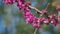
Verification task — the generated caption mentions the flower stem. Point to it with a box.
[58,11,60,23]
[34,28,38,34]
[58,11,60,15]
[45,3,50,10]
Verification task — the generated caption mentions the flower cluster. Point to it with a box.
[4,0,16,4]
[4,0,58,28]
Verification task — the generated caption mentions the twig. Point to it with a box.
[34,28,38,34]
[45,3,50,10]
[28,5,42,13]
[58,11,60,23]
[58,11,60,15]
[28,3,50,14]
[28,3,50,17]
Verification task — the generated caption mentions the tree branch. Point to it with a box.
[28,3,50,34]
[28,5,42,13]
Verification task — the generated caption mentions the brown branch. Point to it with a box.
[28,3,50,17]
[28,3,50,14]
[28,5,42,13]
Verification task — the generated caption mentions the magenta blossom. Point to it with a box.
[43,19,50,24]
[4,0,14,4]
[51,19,57,26]
[32,22,40,28]
[48,14,57,19]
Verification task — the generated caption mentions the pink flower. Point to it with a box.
[4,0,9,4]
[13,0,16,3]
[23,8,34,24]
[56,4,60,11]
[58,15,60,22]
[8,0,13,4]
[24,7,30,11]
[43,19,50,24]
[39,18,45,22]
[51,19,57,26]
[23,11,33,18]
[4,0,15,4]
[32,23,40,28]
[26,18,33,24]
[48,14,57,19]
[33,17,38,23]
[17,0,25,4]
[25,1,31,5]
[41,10,47,14]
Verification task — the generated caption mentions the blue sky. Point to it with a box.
[0,0,4,6]
[0,15,5,32]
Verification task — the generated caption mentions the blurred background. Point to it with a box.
[0,0,60,34]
